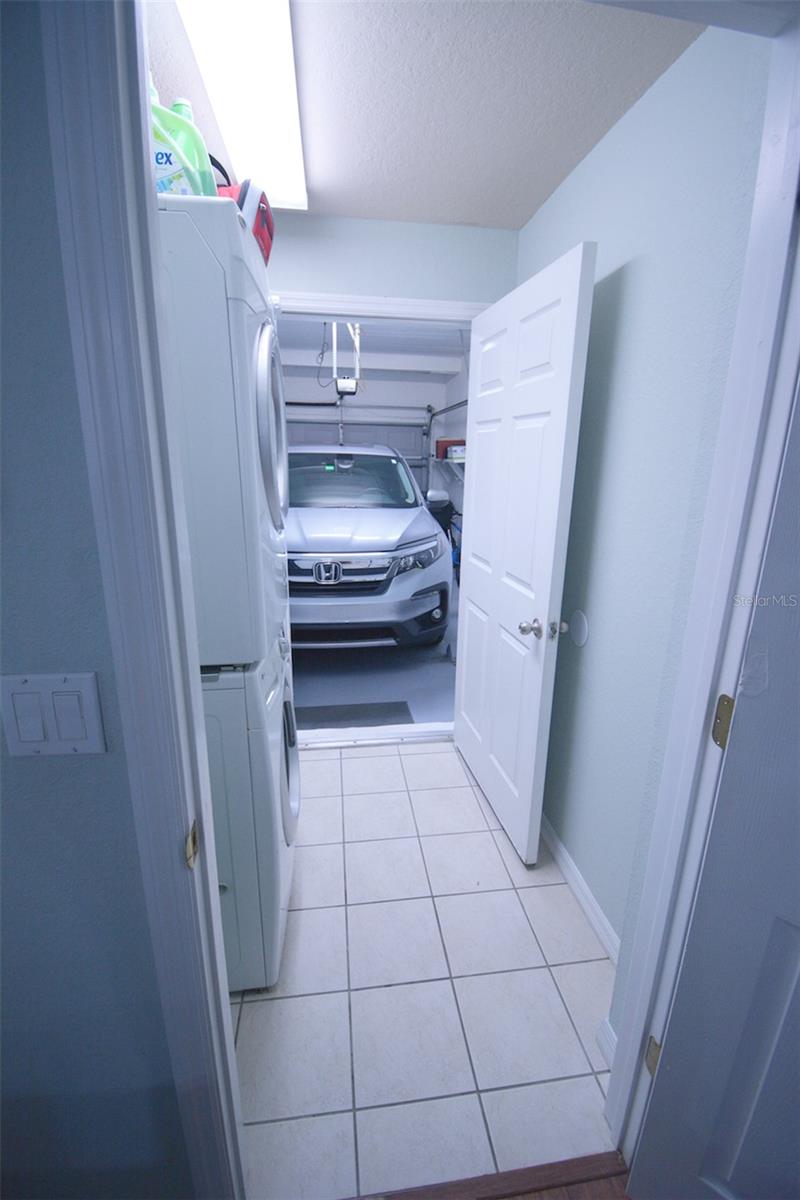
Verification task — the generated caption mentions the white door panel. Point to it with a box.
[455,243,596,863]
[629,400,800,1200]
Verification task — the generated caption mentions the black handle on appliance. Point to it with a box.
[283,700,298,749]
[209,154,231,187]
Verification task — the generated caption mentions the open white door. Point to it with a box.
[454,242,596,863]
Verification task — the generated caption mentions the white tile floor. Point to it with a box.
[232,740,614,1200]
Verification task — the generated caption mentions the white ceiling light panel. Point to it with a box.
[176,0,307,209]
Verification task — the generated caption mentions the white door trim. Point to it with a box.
[608,17,800,1161]
[274,290,485,324]
[40,3,243,1194]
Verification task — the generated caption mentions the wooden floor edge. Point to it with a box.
[356,1150,628,1200]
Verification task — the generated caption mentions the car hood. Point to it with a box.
[286,506,440,554]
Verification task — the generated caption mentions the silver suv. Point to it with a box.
[286,445,453,649]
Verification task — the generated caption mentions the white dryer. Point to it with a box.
[158,194,289,667]
[158,195,297,990]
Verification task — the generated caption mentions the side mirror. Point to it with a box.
[426,488,450,511]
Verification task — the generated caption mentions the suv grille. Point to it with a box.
[291,625,397,645]
[289,580,384,597]
[288,553,395,598]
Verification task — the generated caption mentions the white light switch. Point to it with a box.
[53,692,87,741]
[12,691,45,742]
[2,673,106,756]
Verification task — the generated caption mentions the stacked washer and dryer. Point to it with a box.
[158,194,299,992]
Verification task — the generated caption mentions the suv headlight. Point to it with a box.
[395,535,446,574]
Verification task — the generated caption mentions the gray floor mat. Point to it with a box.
[295,701,414,730]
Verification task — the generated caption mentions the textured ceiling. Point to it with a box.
[290,0,701,228]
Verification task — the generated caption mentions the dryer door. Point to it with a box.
[256,322,288,531]
[281,683,300,845]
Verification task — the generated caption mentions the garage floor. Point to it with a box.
[231,740,614,1199]
[291,589,459,727]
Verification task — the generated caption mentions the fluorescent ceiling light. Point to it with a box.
[176,0,307,210]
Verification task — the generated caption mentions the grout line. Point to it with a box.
[240,1068,601,1130]
[495,821,612,1087]
[397,752,499,1176]
[339,753,361,1198]
[456,787,608,1089]
[301,768,477,803]
[242,1106,355,1129]
[511,877,597,1079]
[238,956,612,1005]
[287,879,594,914]
[299,825,539,849]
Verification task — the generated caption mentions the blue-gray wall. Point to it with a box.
[514,28,770,974]
[270,211,518,302]
[0,4,192,1195]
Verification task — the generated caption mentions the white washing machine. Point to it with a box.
[202,658,298,991]
[158,195,298,990]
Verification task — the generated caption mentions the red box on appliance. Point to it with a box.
[217,179,274,267]
[436,438,466,460]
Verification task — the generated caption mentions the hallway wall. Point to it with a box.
[0,5,192,1195]
[514,27,771,1019]
[269,211,517,303]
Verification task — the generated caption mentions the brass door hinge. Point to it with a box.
[712,693,735,749]
[645,1035,662,1076]
[185,819,199,869]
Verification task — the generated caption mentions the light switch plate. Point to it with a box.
[1,673,106,756]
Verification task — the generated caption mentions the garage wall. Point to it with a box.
[0,5,192,1195]
[284,375,447,416]
[284,375,449,489]
[269,212,517,303]
[514,25,771,1020]
[429,364,469,512]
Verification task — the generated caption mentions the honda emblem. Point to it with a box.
[313,561,342,584]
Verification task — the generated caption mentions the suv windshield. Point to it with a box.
[288,452,419,509]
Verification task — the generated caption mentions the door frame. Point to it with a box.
[276,290,484,324]
[604,11,800,1161]
[279,290,476,742]
[41,0,800,1188]
[39,3,245,1195]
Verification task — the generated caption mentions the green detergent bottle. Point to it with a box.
[150,82,216,197]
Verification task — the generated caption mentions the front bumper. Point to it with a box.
[290,566,451,650]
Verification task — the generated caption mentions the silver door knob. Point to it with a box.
[519,618,543,638]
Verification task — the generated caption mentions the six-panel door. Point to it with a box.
[455,243,596,863]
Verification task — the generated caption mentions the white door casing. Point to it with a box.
[455,242,596,862]
[628,384,800,1200]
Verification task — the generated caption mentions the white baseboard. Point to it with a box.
[540,815,620,964]
[596,1017,617,1069]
